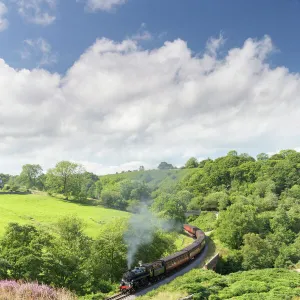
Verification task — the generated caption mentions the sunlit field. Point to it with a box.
[0,194,130,237]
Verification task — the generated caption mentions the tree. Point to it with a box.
[256,153,269,161]
[87,219,127,285]
[43,216,92,295]
[0,174,10,187]
[157,162,174,170]
[216,202,258,249]
[101,189,125,209]
[279,149,297,158]
[227,150,238,157]
[0,223,51,280]
[202,191,229,211]
[198,158,212,168]
[241,233,275,269]
[185,157,199,168]
[19,164,43,189]
[46,161,85,200]
[139,166,145,171]
[152,192,186,223]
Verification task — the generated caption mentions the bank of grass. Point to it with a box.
[0,194,130,237]
[138,268,300,300]
[0,194,193,252]
[175,234,194,250]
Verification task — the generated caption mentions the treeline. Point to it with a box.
[1,149,300,274]
[176,149,300,273]
[0,216,178,297]
[0,162,101,202]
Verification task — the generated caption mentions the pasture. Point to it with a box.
[0,193,130,237]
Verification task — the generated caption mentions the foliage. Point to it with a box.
[19,164,43,190]
[46,161,86,201]
[138,268,300,300]
[2,148,300,296]
[185,157,199,168]
[215,202,258,249]
[157,162,175,170]
[0,280,77,300]
[189,212,217,232]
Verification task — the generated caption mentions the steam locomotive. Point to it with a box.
[119,224,205,294]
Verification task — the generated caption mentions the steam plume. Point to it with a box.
[123,203,181,269]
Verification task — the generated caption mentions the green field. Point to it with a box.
[0,193,130,237]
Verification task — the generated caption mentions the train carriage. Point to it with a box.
[119,224,206,294]
[161,250,190,273]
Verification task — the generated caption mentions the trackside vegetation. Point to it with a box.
[138,268,300,300]
[0,149,300,298]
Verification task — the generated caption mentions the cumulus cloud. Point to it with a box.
[21,38,57,66]
[12,0,56,25]
[84,0,127,12]
[0,2,8,31]
[1,35,300,174]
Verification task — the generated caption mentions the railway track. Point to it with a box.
[106,225,206,300]
[106,293,133,300]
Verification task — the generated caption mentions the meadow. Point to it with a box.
[0,193,130,237]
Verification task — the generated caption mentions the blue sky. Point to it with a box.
[1,0,300,174]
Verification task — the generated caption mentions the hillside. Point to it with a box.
[1,149,300,298]
[138,268,300,300]
[0,193,130,237]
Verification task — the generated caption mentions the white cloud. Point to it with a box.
[21,38,57,66]
[12,0,56,25]
[131,23,153,41]
[84,0,127,12]
[1,35,300,175]
[0,2,8,31]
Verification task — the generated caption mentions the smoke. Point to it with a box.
[123,203,181,269]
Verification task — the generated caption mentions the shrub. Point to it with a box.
[0,280,77,300]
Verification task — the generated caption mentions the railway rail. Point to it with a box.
[106,293,132,300]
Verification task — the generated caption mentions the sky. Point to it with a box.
[1,0,300,175]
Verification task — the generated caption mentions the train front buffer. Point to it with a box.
[119,280,133,293]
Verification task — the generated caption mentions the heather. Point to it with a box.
[0,280,76,300]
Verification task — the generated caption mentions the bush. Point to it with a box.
[0,280,76,300]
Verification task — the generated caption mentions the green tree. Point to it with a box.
[256,153,269,161]
[19,164,43,189]
[202,191,229,211]
[152,192,186,223]
[227,150,238,157]
[0,223,51,281]
[157,162,174,170]
[185,157,199,168]
[87,219,127,285]
[42,216,92,295]
[46,161,85,200]
[101,189,125,209]
[241,233,275,269]
[216,202,258,249]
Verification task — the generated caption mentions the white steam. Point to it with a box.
[123,203,181,269]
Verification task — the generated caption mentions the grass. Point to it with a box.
[0,194,193,251]
[0,194,130,237]
[174,233,194,250]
